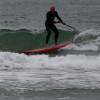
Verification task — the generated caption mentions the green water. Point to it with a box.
[0,29,77,52]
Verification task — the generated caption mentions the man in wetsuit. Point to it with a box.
[45,6,66,46]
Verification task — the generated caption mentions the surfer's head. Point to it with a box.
[50,6,55,12]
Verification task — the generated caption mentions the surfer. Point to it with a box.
[45,6,66,46]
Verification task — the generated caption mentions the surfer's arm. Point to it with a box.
[56,12,66,25]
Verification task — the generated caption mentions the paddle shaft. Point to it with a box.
[56,21,78,32]
[65,24,76,31]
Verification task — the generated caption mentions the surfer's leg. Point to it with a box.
[45,26,51,45]
[51,25,59,45]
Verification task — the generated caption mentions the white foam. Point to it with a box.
[74,29,99,40]
[67,29,100,51]
[64,43,99,51]
[0,52,100,90]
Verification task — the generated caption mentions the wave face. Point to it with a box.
[0,29,76,51]
[1,29,100,52]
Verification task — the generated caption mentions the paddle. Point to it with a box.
[56,21,79,33]
[57,21,79,33]
[64,23,78,33]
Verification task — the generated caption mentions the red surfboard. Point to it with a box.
[21,41,70,55]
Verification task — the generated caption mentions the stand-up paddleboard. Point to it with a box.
[20,41,71,55]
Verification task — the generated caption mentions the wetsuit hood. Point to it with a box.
[50,6,55,12]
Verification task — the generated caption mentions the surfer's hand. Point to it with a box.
[53,21,60,24]
[62,22,66,25]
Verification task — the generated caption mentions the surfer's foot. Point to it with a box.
[55,43,58,45]
[44,43,48,47]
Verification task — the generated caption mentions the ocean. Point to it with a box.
[0,0,100,100]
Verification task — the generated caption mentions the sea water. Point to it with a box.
[0,0,100,100]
